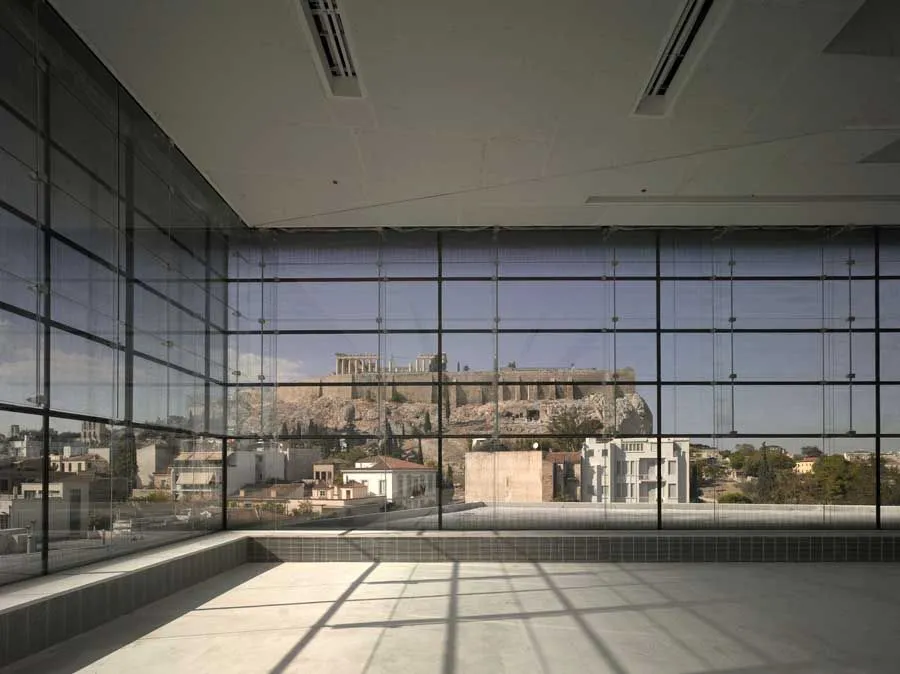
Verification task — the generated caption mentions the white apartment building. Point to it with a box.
[582,437,690,504]
[340,457,437,507]
[172,444,287,498]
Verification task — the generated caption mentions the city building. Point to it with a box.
[171,445,286,499]
[172,451,248,499]
[50,454,109,474]
[312,462,343,485]
[90,443,179,489]
[283,446,322,481]
[80,421,108,447]
[581,438,691,504]
[794,457,818,475]
[464,450,583,503]
[341,457,436,507]
[9,437,42,460]
[13,476,93,534]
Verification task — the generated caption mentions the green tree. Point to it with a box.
[689,463,702,502]
[847,457,877,505]
[814,455,855,502]
[801,446,823,458]
[754,447,776,502]
[423,410,432,434]
[729,452,747,472]
[546,408,604,452]
[772,471,817,504]
[381,420,400,457]
[280,421,290,437]
[110,430,137,489]
[719,492,753,504]
[416,443,424,465]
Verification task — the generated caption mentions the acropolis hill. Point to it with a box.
[295,353,641,408]
[233,355,654,445]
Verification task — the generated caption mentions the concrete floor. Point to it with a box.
[8,562,900,674]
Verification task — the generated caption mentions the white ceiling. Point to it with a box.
[51,0,900,228]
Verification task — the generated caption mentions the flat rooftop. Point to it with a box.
[7,559,900,673]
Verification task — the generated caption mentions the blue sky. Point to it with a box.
[2,232,897,453]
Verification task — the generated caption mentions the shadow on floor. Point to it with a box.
[3,563,280,674]
[10,561,900,674]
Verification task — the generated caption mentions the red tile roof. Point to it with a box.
[346,456,432,471]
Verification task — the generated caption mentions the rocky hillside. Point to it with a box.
[235,389,649,438]
[230,388,652,479]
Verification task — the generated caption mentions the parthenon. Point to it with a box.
[335,353,444,375]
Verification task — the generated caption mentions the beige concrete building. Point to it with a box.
[465,450,583,504]
[794,457,818,474]
[464,451,545,503]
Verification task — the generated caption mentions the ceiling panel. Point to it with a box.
[52,0,900,229]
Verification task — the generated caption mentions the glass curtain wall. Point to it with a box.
[3,2,900,589]
[0,1,237,587]
[226,227,900,532]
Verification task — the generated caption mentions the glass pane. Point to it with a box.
[50,241,120,338]
[0,409,45,586]
[0,310,42,407]
[880,386,900,435]
[272,281,379,331]
[0,26,36,120]
[499,333,656,384]
[731,386,824,436]
[50,183,120,264]
[50,329,119,418]
[444,281,495,330]
[132,356,171,427]
[665,435,875,530]
[498,280,655,329]
[50,76,117,188]
[662,334,716,382]
[0,135,38,217]
[51,149,118,227]
[497,230,656,277]
[881,280,900,328]
[442,230,496,277]
[0,210,41,314]
[660,229,873,277]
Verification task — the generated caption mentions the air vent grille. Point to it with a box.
[645,0,714,97]
[635,0,716,115]
[299,0,362,97]
[309,0,356,78]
